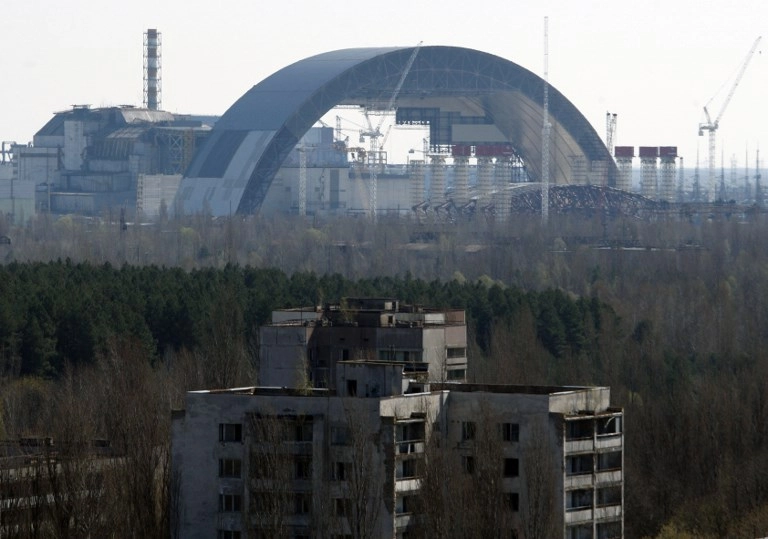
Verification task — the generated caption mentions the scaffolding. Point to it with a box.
[430,155,446,206]
[453,156,469,207]
[639,146,659,199]
[614,147,634,192]
[659,147,677,202]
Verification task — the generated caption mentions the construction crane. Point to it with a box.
[360,42,422,218]
[698,36,762,202]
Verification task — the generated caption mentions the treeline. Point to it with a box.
[0,261,604,380]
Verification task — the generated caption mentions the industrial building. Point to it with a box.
[0,29,216,223]
[7,32,767,221]
[171,299,624,538]
[3,105,214,220]
[259,298,468,386]
[175,45,618,218]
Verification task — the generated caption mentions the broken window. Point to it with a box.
[218,423,242,443]
[218,458,242,478]
[294,456,312,479]
[334,498,350,517]
[566,420,593,440]
[396,494,417,514]
[461,421,476,441]
[500,422,520,442]
[566,489,593,510]
[505,492,520,511]
[597,520,622,539]
[397,458,420,479]
[294,493,311,514]
[218,493,242,513]
[597,451,622,471]
[597,416,622,436]
[566,523,593,539]
[503,458,519,477]
[332,461,348,481]
[596,485,622,507]
[566,455,593,476]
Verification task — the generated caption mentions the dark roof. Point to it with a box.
[177,46,616,216]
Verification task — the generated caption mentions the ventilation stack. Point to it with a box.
[430,155,446,207]
[614,146,634,191]
[639,146,659,199]
[476,156,494,205]
[494,156,512,219]
[144,29,162,111]
[658,147,677,202]
[452,146,470,207]
[409,160,425,209]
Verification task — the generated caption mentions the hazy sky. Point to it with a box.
[2,0,766,170]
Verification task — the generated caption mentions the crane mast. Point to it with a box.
[698,36,762,202]
[362,42,422,219]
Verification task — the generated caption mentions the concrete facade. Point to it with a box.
[172,367,623,538]
[259,298,468,388]
[5,106,214,218]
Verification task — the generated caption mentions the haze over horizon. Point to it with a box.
[2,0,767,169]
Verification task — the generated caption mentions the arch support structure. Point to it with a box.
[176,46,616,216]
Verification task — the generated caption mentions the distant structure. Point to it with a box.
[639,146,659,199]
[10,106,213,217]
[174,46,617,216]
[0,27,216,222]
[658,147,678,202]
[143,29,161,111]
[171,298,625,538]
[614,147,634,192]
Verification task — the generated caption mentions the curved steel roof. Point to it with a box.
[177,46,616,215]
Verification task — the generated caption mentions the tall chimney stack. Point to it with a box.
[143,29,161,110]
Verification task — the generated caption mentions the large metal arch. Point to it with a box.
[177,46,616,215]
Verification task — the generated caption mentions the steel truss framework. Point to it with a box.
[181,46,616,215]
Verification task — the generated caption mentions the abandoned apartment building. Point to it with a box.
[171,298,624,539]
[258,298,469,387]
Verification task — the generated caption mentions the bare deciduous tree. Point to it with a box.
[519,419,557,539]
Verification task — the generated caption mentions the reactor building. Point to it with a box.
[3,43,645,222]
[174,45,618,218]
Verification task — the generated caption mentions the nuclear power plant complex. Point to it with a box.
[0,30,763,224]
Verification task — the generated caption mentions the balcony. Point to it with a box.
[565,508,593,524]
[396,441,424,455]
[596,434,623,451]
[395,478,421,493]
[596,470,622,484]
[565,473,594,489]
[395,513,414,529]
[565,438,594,454]
[595,504,622,520]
